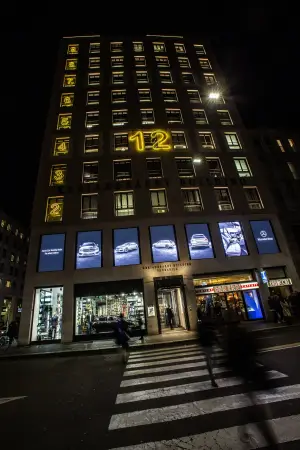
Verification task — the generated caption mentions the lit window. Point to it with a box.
[214,188,233,211]
[155,56,169,67]
[138,89,152,102]
[89,42,100,53]
[234,158,252,177]
[111,42,123,52]
[204,73,217,86]
[87,91,100,105]
[135,56,146,67]
[178,57,190,68]
[60,93,74,107]
[10,253,15,262]
[276,139,285,152]
[225,132,242,150]
[89,57,100,69]
[194,44,206,55]
[147,158,163,178]
[244,187,263,209]
[112,110,128,126]
[288,138,297,152]
[114,191,135,216]
[187,90,201,103]
[82,162,99,183]
[175,158,195,177]
[217,110,233,125]
[88,73,100,85]
[5,281,11,288]
[182,72,195,84]
[112,72,124,84]
[53,137,70,156]
[133,42,144,52]
[198,132,216,150]
[192,109,208,125]
[85,111,99,129]
[150,189,168,214]
[166,109,183,124]
[63,74,76,87]
[171,131,187,149]
[175,43,186,53]
[287,162,299,179]
[206,158,224,177]
[57,113,72,130]
[159,71,173,83]
[136,71,149,83]
[114,160,132,181]
[65,59,78,71]
[182,188,203,212]
[81,194,98,219]
[84,135,99,153]
[153,42,166,52]
[111,89,126,103]
[141,108,155,124]
[45,197,64,222]
[199,58,212,70]
[162,89,178,102]
[50,164,67,186]
[111,56,124,68]
[114,133,129,152]
[67,44,79,54]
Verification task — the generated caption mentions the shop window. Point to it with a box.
[38,234,65,272]
[76,231,102,269]
[81,194,98,219]
[45,197,64,222]
[31,287,64,342]
[60,93,74,107]
[53,137,70,156]
[114,191,134,216]
[50,164,67,186]
[63,74,76,87]
[218,221,248,256]
[149,225,178,263]
[82,162,98,183]
[150,189,168,214]
[185,223,214,259]
[114,159,132,181]
[113,228,141,266]
[65,59,78,71]
[84,135,99,153]
[67,44,79,54]
[88,73,100,85]
[75,290,145,337]
[57,114,72,130]
[114,133,129,152]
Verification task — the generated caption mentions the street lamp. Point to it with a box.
[209,92,220,99]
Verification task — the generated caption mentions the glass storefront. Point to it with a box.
[75,291,145,338]
[31,287,64,342]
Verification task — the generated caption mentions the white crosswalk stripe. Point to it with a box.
[107,343,295,449]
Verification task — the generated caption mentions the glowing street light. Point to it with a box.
[193,157,202,164]
[209,92,220,99]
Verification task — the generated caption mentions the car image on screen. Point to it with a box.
[152,239,178,262]
[114,228,141,266]
[190,234,210,248]
[78,242,100,257]
[152,240,176,249]
[115,242,138,253]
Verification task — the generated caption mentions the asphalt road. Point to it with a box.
[1,327,300,449]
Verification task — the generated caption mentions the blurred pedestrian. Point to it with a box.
[138,315,145,343]
[114,314,130,363]
[6,320,18,349]
[197,317,218,387]
[166,307,174,330]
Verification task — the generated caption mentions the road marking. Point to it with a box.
[126,354,215,369]
[130,344,200,357]
[116,371,286,404]
[0,396,27,406]
[108,413,300,449]
[129,348,223,362]
[260,342,300,353]
[124,358,226,376]
[109,383,300,430]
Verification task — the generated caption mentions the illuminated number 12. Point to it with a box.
[151,130,171,151]
[129,131,145,151]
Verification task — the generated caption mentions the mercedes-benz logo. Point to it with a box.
[260,230,267,238]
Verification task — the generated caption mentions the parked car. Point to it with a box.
[77,242,100,257]
[190,234,210,248]
[152,240,176,249]
[115,242,139,253]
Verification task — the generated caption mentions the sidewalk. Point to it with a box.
[0,321,297,360]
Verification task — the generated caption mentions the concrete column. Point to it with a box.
[61,281,74,343]
[143,278,159,335]
[184,276,197,331]
[18,286,34,345]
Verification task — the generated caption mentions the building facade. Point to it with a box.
[19,34,300,345]
[0,210,28,328]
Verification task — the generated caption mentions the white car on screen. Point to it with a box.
[115,242,138,253]
[190,234,210,248]
[78,242,100,257]
[152,240,176,249]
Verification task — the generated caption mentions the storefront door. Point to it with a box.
[226,291,247,321]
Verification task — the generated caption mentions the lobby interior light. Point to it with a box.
[209,92,220,99]
[193,157,202,164]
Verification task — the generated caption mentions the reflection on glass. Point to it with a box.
[76,231,102,269]
[218,221,248,257]
[150,225,178,263]
[31,287,64,342]
[38,234,65,272]
[185,224,214,260]
[114,228,140,266]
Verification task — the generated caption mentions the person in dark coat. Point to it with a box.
[115,314,130,363]
[166,307,174,330]
[197,317,218,387]
[7,321,18,347]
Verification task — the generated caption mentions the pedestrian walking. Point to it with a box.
[138,316,145,343]
[6,320,18,350]
[166,307,174,330]
[114,314,130,364]
[197,317,218,387]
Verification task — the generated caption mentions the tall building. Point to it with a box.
[0,210,28,328]
[19,34,300,345]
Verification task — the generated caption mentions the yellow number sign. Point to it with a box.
[60,93,74,107]
[57,114,72,130]
[51,167,66,185]
[63,75,76,87]
[67,44,79,54]
[54,138,70,155]
[129,129,172,152]
[46,198,64,222]
[65,59,78,70]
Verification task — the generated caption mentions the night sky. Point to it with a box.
[2,9,299,226]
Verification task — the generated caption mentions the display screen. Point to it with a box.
[185,224,214,260]
[114,228,141,266]
[243,290,264,320]
[38,234,65,272]
[76,231,102,269]
[150,225,179,263]
[250,220,279,254]
[218,221,248,257]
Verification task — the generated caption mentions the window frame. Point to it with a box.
[82,161,99,184]
[162,89,178,102]
[113,159,132,181]
[194,44,206,55]
[198,58,212,69]
[88,73,100,86]
[217,110,233,126]
[133,41,144,52]
[206,157,224,177]
[112,109,128,126]
[111,42,123,52]
[244,186,264,209]
[45,196,64,222]
[153,42,166,53]
[187,90,201,103]
[85,111,99,129]
[111,89,127,104]
[175,157,195,178]
[141,108,155,125]
[192,109,209,125]
[150,189,168,214]
[138,88,152,102]
[86,90,100,105]
[49,164,67,186]
[146,158,163,179]
[181,188,203,212]
[84,135,99,154]
[178,57,191,68]
[89,57,100,69]
[114,191,135,217]
[89,42,100,54]
[171,131,187,149]
[136,71,149,84]
[182,72,195,84]
[214,187,234,211]
[159,71,173,83]
[155,56,170,67]
[81,193,98,220]
[175,43,186,53]
[166,108,183,124]
[114,133,129,152]
[134,55,146,67]
[224,132,242,151]
[233,157,252,177]
[111,71,125,84]
[111,56,124,68]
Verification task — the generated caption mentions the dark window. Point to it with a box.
[84,135,99,153]
[182,72,195,84]
[206,158,224,177]
[147,158,163,178]
[114,133,129,151]
[175,158,195,177]
[82,162,99,183]
[114,160,132,180]
[81,194,98,219]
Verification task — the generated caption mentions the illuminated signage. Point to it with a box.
[185,224,214,260]
[114,227,141,266]
[46,197,64,222]
[268,278,292,287]
[76,231,102,269]
[218,221,248,257]
[129,129,172,152]
[50,165,66,186]
[65,59,78,70]
[67,44,79,54]
[57,114,72,130]
[195,282,259,294]
[38,234,65,272]
[53,137,70,156]
[250,220,279,254]
[63,74,76,87]
[60,93,74,107]
[150,225,179,263]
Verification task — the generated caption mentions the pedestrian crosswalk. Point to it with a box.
[107,343,300,449]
